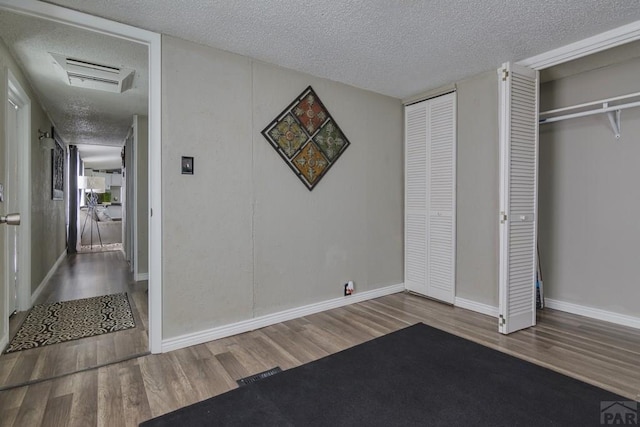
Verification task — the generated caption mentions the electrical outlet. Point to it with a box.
[344,281,354,296]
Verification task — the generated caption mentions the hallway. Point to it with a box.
[0,251,148,390]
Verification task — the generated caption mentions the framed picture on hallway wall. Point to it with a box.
[51,128,64,200]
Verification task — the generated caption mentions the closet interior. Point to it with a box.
[537,40,640,323]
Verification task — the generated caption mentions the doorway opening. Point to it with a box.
[498,22,640,334]
[0,1,161,389]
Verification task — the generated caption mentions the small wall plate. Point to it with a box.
[181,156,194,175]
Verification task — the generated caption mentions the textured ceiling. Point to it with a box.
[0,10,147,151]
[46,0,640,99]
[76,144,122,170]
[2,1,640,168]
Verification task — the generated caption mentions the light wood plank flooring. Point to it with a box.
[0,292,638,427]
[0,251,148,390]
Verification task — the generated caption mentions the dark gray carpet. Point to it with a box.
[141,323,634,426]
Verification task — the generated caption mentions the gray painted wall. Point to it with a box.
[539,56,640,317]
[161,35,403,339]
[455,71,500,308]
[31,95,66,293]
[134,115,148,275]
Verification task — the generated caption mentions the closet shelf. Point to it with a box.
[539,91,640,139]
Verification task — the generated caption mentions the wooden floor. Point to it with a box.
[0,251,148,390]
[0,291,638,426]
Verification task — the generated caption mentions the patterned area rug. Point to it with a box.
[4,293,135,353]
[79,243,123,254]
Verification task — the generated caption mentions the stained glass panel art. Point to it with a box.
[261,86,350,190]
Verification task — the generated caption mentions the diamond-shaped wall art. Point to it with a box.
[262,86,350,190]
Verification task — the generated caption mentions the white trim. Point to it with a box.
[518,20,640,70]
[402,85,456,106]
[6,69,31,313]
[0,332,7,353]
[31,250,66,304]
[134,272,149,282]
[132,115,139,276]
[0,0,155,45]
[450,94,457,304]
[545,299,640,330]
[147,21,163,355]
[454,297,498,318]
[0,0,163,354]
[162,283,405,353]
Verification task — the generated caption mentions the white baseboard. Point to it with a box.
[454,297,499,318]
[0,333,7,353]
[545,299,640,330]
[134,272,149,282]
[31,250,67,305]
[162,283,405,353]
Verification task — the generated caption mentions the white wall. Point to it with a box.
[161,36,403,339]
[539,56,640,318]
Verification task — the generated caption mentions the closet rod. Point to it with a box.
[539,99,640,125]
[540,91,640,117]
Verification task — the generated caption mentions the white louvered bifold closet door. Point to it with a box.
[498,62,539,334]
[405,93,456,303]
[426,94,456,303]
[405,102,428,296]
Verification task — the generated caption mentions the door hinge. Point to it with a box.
[500,211,507,224]
[150,208,153,217]
[499,314,506,327]
[501,68,509,81]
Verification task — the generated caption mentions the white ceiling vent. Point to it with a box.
[51,53,135,93]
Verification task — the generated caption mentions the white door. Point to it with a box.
[405,93,456,304]
[498,62,539,334]
[6,99,19,314]
[5,70,31,315]
[405,101,428,296]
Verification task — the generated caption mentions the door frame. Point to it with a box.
[0,0,164,353]
[496,20,640,331]
[4,69,31,325]
[518,20,640,70]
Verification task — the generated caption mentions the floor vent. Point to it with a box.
[236,367,282,387]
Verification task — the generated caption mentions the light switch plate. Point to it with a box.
[181,156,194,175]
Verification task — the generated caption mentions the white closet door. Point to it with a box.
[426,94,456,303]
[405,93,456,303]
[405,102,428,296]
[498,62,539,334]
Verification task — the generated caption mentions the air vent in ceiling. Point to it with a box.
[51,53,135,93]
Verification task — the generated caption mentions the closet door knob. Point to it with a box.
[0,213,20,225]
